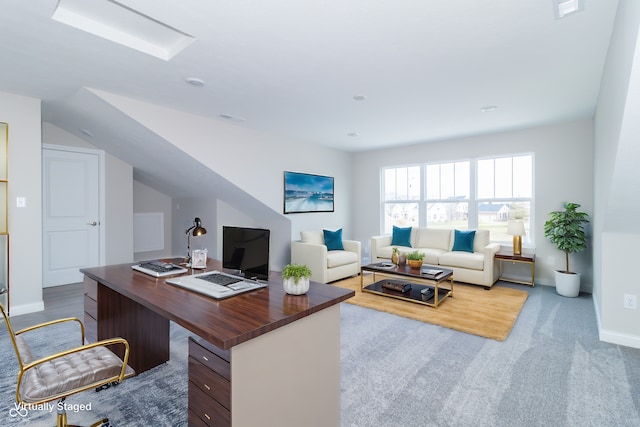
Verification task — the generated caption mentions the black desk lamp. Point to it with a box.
[185,217,207,264]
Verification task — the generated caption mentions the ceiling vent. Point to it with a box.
[52,0,195,61]
[554,0,584,19]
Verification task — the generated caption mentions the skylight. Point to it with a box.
[52,0,194,61]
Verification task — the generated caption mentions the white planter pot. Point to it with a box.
[554,270,580,297]
[283,277,310,295]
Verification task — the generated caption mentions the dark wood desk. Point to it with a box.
[81,259,353,426]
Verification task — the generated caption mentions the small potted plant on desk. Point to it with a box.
[544,202,589,297]
[406,250,425,269]
[282,264,312,295]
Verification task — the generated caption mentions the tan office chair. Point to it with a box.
[0,303,133,427]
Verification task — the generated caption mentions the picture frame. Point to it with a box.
[283,171,334,214]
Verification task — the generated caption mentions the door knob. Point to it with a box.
[87,221,98,226]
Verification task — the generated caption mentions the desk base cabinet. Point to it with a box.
[80,260,351,427]
[188,337,231,427]
[83,277,98,343]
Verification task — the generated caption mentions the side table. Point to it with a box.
[495,251,535,286]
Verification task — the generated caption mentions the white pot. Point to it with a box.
[283,277,310,295]
[554,270,580,297]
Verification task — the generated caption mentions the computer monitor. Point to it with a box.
[222,226,270,280]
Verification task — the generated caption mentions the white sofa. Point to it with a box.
[291,231,361,284]
[371,228,501,288]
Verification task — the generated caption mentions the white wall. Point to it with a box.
[216,199,292,271]
[133,180,173,262]
[352,119,594,290]
[594,0,640,347]
[91,91,355,243]
[0,92,44,315]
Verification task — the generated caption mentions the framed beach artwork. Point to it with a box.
[283,171,334,214]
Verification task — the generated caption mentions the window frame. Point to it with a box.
[380,154,534,244]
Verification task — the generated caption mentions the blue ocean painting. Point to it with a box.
[284,172,334,213]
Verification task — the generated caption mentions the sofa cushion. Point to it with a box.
[452,229,476,253]
[416,228,452,251]
[301,230,323,245]
[420,248,448,265]
[438,251,484,271]
[391,226,412,247]
[378,245,412,259]
[326,250,358,268]
[473,229,490,252]
[323,229,344,251]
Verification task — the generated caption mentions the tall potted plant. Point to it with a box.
[543,202,589,297]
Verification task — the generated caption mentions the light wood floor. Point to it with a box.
[10,283,84,329]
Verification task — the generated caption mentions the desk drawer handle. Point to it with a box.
[204,384,211,390]
[204,413,211,420]
[202,355,209,361]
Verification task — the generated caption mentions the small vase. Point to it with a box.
[283,277,310,295]
[391,253,399,265]
[398,254,406,266]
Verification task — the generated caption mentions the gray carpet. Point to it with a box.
[1,283,639,426]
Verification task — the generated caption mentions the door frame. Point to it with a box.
[42,144,106,275]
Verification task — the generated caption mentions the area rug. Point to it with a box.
[334,275,529,341]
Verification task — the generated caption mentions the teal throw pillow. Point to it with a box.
[452,229,476,253]
[391,226,412,247]
[323,228,344,251]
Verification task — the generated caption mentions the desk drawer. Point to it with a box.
[83,314,97,344]
[84,277,97,300]
[189,381,231,427]
[189,356,231,409]
[188,409,210,427]
[84,295,97,320]
[188,337,230,380]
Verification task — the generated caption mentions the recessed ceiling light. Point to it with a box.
[185,77,205,87]
[80,128,93,137]
[480,105,498,113]
[51,0,195,61]
[353,95,366,101]
[554,0,584,19]
[347,132,360,137]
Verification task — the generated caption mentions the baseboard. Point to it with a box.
[593,293,640,348]
[9,301,45,317]
[599,329,640,349]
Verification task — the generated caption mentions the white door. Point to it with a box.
[42,147,101,287]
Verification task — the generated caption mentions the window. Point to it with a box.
[425,162,470,229]
[477,155,532,242]
[381,155,533,243]
[382,166,420,233]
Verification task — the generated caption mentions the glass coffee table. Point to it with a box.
[360,262,454,308]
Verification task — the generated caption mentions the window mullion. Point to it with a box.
[469,160,478,229]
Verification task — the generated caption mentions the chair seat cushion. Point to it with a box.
[326,250,358,268]
[20,346,124,403]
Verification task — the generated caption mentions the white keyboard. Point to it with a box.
[166,271,266,300]
[179,278,231,297]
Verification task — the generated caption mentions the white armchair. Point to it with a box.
[291,230,361,284]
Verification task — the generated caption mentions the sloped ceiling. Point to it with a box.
[0,0,619,197]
